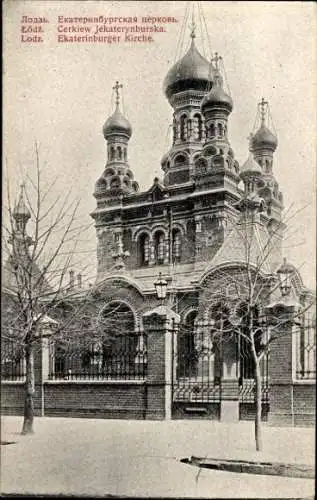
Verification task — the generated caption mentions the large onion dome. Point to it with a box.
[251,124,277,151]
[103,106,132,139]
[163,36,213,101]
[201,75,233,113]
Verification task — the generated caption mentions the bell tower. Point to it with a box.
[161,22,214,186]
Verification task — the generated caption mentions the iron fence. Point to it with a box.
[239,334,269,403]
[1,343,26,381]
[296,314,316,380]
[173,320,222,403]
[48,331,147,380]
[173,319,269,404]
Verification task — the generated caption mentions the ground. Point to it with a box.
[1,416,315,498]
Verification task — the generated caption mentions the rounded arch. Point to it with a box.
[199,262,271,289]
[179,113,188,141]
[173,152,188,167]
[98,299,136,329]
[172,222,186,237]
[137,231,150,267]
[117,146,123,160]
[153,229,166,264]
[109,146,116,161]
[193,113,203,141]
[151,224,168,238]
[204,145,217,157]
[95,177,107,194]
[183,307,198,324]
[172,227,182,263]
[132,226,151,242]
[96,275,144,303]
[104,167,116,177]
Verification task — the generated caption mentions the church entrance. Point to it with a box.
[171,311,269,420]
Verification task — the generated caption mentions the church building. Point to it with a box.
[2,20,315,425]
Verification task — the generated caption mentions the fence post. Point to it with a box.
[33,316,56,417]
[265,299,300,426]
[142,305,180,420]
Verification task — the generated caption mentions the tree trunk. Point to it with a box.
[21,343,35,435]
[254,361,263,451]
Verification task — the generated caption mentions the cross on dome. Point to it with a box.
[211,52,222,71]
[113,81,123,107]
[189,16,196,39]
[259,97,268,125]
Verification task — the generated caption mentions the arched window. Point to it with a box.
[209,123,215,138]
[172,229,181,263]
[110,146,115,160]
[138,233,150,267]
[117,146,122,160]
[193,114,203,141]
[124,148,127,161]
[154,231,165,264]
[187,118,192,138]
[174,154,186,166]
[218,123,223,137]
[178,310,198,378]
[172,124,177,143]
[99,301,138,377]
[180,115,187,141]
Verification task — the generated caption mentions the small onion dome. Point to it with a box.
[201,82,233,113]
[252,124,277,151]
[103,106,132,139]
[276,257,296,276]
[13,188,31,220]
[240,154,262,178]
[163,38,212,101]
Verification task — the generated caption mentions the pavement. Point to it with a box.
[1,416,315,498]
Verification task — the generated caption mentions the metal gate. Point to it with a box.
[171,318,269,419]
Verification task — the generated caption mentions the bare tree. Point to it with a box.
[199,200,314,451]
[2,145,94,435]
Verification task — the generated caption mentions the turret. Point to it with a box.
[161,24,214,186]
[94,81,139,200]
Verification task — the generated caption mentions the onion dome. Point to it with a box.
[163,35,212,101]
[277,257,296,276]
[252,124,277,151]
[103,106,132,139]
[240,154,262,179]
[201,75,233,113]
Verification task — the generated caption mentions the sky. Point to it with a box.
[3,1,316,288]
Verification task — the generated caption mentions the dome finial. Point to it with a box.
[210,52,223,87]
[259,97,268,126]
[211,52,222,72]
[113,81,123,109]
[189,12,196,40]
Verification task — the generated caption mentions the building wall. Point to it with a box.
[44,382,146,419]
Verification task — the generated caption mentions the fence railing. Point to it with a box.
[296,315,316,380]
[1,343,26,381]
[48,331,147,381]
[173,320,270,403]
